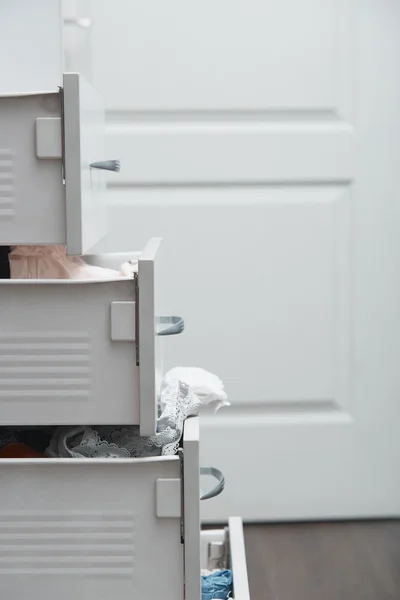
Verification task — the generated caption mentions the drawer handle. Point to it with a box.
[156,316,185,336]
[90,160,121,172]
[200,467,225,501]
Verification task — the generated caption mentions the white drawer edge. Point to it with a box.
[137,236,162,437]
[229,517,250,600]
[183,416,201,600]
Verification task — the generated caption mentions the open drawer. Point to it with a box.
[0,238,180,436]
[0,73,108,255]
[0,417,233,600]
[201,519,251,600]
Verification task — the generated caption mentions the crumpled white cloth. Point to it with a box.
[9,246,137,280]
[163,367,230,413]
[45,378,201,458]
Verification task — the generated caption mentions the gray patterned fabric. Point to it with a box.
[45,378,201,458]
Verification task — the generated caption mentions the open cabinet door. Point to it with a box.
[63,72,107,255]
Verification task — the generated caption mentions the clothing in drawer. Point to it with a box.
[0,73,108,255]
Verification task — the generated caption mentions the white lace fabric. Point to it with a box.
[46,378,202,458]
[163,367,230,413]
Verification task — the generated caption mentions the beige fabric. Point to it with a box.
[9,246,134,280]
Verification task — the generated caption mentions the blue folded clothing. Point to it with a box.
[201,569,233,600]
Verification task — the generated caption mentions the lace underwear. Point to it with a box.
[46,378,201,458]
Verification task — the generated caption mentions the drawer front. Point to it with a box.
[183,417,201,600]
[137,236,184,436]
[80,238,164,436]
[0,456,183,600]
[137,237,162,437]
[63,72,107,255]
[184,419,245,600]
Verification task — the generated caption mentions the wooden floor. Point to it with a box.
[244,521,400,600]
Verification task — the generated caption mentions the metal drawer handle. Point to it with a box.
[90,160,120,172]
[156,316,185,336]
[200,467,225,501]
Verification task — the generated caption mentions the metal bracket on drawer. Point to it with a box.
[207,528,230,570]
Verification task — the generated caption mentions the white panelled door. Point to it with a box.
[90,0,400,521]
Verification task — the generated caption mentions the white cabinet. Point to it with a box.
[0,4,250,598]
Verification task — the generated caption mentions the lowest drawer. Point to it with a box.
[0,418,249,599]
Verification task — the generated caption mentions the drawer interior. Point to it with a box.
[201,517,250,600]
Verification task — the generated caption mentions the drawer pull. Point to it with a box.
[200,467,225,501]
[156,316,185,336]
[90,160,121,172]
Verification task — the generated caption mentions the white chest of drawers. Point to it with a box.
[0,2,250,598]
